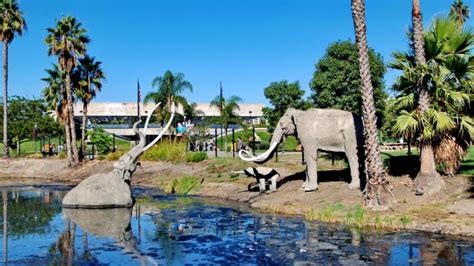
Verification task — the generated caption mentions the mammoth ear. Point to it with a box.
[289,109,298,126]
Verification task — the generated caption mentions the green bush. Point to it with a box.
[88,128,113,155]
[185,152,208,162]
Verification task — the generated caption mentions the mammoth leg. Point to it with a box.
[345,139,360,190]
[270,174,279,192]
[305,150,319,192]
[258,177,266,192]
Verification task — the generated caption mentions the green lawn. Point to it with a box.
[216,130,298,151]
[0,135,133,158]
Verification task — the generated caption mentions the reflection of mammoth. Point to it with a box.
[240,108,364,191]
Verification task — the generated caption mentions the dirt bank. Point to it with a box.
[1,158,473,237]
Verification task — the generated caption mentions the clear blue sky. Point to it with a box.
[9,0,471,105]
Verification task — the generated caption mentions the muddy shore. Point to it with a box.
[1,158,473,237]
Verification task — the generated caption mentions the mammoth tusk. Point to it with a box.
[142,102,176,152]
[238,142,278,162]
[144,102,161,136]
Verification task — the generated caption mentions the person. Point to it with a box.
[176,122,185,136]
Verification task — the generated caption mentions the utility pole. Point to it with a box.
[220,81,224,151]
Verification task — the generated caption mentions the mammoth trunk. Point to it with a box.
[239,125,283,163]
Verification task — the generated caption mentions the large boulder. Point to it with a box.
[62,172,133,208]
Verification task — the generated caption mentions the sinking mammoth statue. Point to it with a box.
[62,103,175,208]
[240,108,364,192]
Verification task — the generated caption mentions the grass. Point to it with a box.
[304,202,414,229]
[166,176,203,194]
[216,130,298,152]
[0,135,132,158]
[458,146,474,176]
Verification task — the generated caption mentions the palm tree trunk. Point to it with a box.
[65,72,79,164]
[64,119,74,167]
[412,0,443,195]
[3,42,9,159]
[81,101,88,154]
[351,0,392,209]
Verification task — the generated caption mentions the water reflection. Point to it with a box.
[0,186,473,265]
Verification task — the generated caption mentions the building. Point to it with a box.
[72,102,265,137]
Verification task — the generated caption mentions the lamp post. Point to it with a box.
[249,111,255,156]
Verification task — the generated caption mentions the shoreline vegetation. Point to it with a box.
[1,147,472,237]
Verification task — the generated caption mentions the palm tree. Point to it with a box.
[0,0,26,159]
[144,71,192,123]
[42,65,76,166]
[391,16,473,177]
[407,0,445,195]
[210,95,242,152]
[75,55,105,154]
[351,0,392,209]
[450,0,470,26]
[45,16,89,166]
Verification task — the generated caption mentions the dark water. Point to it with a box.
[1,185,473,265]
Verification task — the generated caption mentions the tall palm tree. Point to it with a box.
[210,95,242,152]
[75,55,105,153]
[391,16,473,177]
[450,0,470,26]
[42,65,75,166]
[351,0,392,209]
[144,70,192,123]
[0,0,26,159]
[45,16,89,166]
[410,0,444,195]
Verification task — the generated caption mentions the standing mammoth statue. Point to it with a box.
[240,108,364,192]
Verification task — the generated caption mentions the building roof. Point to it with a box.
[73,102,264,117]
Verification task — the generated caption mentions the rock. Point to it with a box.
[62,172,133,208]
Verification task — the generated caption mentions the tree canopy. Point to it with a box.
[309,40,387,128]
[0,96,62,146]
[262,80,309,132]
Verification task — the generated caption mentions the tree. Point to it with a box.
[406,0,444,195]
[42,64,75,164]
[450,0,470,26]
[144,71,192,123]
[87,127,112,155]
[391,16,473,177]
[210,95,242,152]
[45,16,89,166]
[351,0,392,209]
[310,41,387,129]
[183,102,204,122]
[0,96,61,151]
[262,80,309,132]
[75,55,105,154]
[0,0,26,158]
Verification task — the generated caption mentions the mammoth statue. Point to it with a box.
[62,102,175,208]
[240,108,363,192]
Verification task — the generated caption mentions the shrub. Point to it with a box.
[106,150,125,161]
[142,141,187,163]
[88,128,113,155]
[26,153,43,159]
[58,151,67,159]
[185,152,207,162]
[167,176,202,194]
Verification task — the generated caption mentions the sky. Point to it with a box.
[8,0,472,105]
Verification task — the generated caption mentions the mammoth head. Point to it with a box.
[278,108,298,136]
